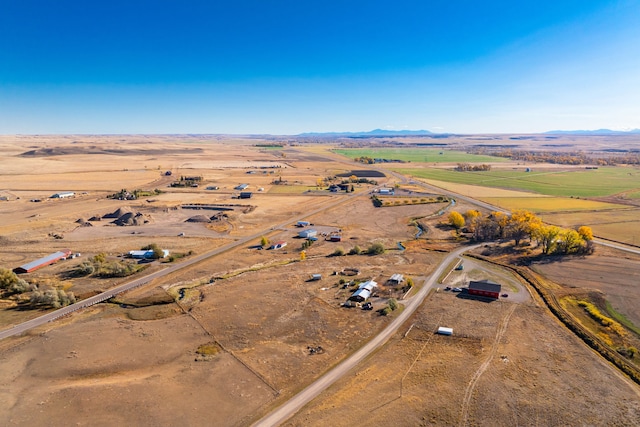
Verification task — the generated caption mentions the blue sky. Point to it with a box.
[1,1,639,134]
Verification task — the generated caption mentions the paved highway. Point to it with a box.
[253,244,479,427]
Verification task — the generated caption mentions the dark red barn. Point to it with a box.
[468,280,501,299]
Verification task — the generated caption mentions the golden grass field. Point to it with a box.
[0,134,639,426]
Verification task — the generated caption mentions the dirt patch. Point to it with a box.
[185,214,212,223]
[0,311,274,426]
[335,170,386,178]
[530,251,640,330]
[112,212,153,226]
[286,294,640,426]
[103,206,134,219]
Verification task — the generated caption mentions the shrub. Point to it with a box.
[388,298,398,311]
[617,346,637,359]
[332,247,345,256]
[0,268,31,294]
[74,260,95,276]
[29,288,76,308]
[140,243,164,259]
[349,245,362,255]
[367,242,385,255]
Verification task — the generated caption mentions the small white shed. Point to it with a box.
[437,327,453,336]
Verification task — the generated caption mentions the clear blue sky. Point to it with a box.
[2,1,639,134]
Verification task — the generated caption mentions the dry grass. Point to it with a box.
[1,135,640,426]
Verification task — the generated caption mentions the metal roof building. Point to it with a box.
[50,192,75,199]
[349,287,371,302]
[388,274,404,285]
[468,280,501,299]
[358,280,378,292]
[128,249,169,259]
[437,327,453,335]
[299,229,318,238]
[14,250,72,274]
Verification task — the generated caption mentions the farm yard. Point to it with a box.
[0,134,639,426]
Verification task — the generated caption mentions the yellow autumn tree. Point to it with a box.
[448,211,465,230]
[577,225,593,241]
[508,209,542,246]
[464,210,481,232]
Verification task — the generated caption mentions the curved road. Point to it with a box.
[253,244,479,427]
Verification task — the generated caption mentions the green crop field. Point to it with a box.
[333,148,507,164]
[396,166,640,198]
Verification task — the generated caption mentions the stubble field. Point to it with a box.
[0,135,639,426]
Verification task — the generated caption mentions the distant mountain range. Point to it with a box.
[544,129,640,135]
[298,129,434,137]
[297,128,640,137]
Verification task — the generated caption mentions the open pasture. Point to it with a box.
[268,185,317,194]
[0,170,157,192]
[333,148,507,164]
[480,197,628,213]
[395,166,640,198]
[540,209,640,245]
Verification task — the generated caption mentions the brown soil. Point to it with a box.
[286,293,640,426]
[1,135,639,426]
[530,249,640,332]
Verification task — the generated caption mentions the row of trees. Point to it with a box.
[0,268,33,295]
[0,268,76,308]
[448,209,594,255]
[332,242,386,257]
[74,253,145,278]
[455,163,492,171]
[469,148,640,166]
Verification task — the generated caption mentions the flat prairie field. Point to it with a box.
[395,166,640,197]
[479,197,629,213]
[0,170,157,192]
[286,294,640,427]
[333,148,508,164]
[267,185,318,194]
[540,209,640,245]
[1,135,640,426]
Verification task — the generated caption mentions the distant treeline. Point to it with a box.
[455,163,492,171]
[355,156,407,164]
[469,148,640,166]
[255,144,284,148]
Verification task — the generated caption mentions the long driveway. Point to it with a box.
[253,244,479,427]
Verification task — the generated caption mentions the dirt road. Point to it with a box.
[253,244,480,427]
